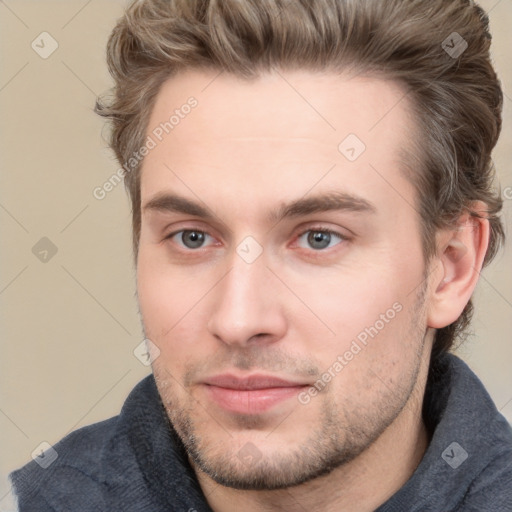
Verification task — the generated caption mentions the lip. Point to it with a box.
[204,374,308,390]
[202,374,310,414]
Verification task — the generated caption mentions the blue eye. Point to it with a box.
[168,230,212,249]
[165,227,346,253]
[297,228,345,251]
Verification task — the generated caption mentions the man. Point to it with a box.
[10,0,512,510]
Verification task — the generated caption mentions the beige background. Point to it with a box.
[1,0,511,505]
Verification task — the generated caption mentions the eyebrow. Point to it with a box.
[142,191,376,225]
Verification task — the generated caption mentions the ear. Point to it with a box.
[427,202,490,329]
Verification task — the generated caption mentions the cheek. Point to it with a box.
[137,255,221,374]
[290,267,398,336]
[137,245,200,324]
[137,262,174,333]
[297,258,424,369]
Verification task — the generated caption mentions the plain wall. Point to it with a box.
[1,0,511,502]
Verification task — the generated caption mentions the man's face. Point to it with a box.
[137,69,432,489]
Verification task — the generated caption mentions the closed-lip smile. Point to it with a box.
[201,373,310,414]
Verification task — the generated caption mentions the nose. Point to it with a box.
[207,253,287,348]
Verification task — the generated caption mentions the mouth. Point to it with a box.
[201,374,310,414]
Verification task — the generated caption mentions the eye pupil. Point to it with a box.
[308,231,331,250]
[176,229,338,251]
[182,230,205,249]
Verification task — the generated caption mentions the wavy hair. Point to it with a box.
[95,0,505,359]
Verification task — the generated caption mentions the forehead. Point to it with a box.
[144,68,416,151]
[140,69,418,218]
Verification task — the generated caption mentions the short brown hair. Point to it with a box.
[95,0,505,360]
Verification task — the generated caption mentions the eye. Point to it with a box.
[166,229,214,250]
[296,228,346,251]
[165,227,347,253]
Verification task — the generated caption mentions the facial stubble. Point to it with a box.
[148,282,429,491]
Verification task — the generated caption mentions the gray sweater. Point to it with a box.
[10,353,512,511]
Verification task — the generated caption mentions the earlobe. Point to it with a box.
[427,203,490,329]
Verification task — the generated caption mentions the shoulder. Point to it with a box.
[9,375,159,512]
[459,445,512,511]
[461,397,512,511]
[9,416,119,510]
[442,354,512,511]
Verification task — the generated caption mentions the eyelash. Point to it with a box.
[295,227,347,250]
[164,226,349,253]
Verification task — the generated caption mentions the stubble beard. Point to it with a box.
[148,284,429,491]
